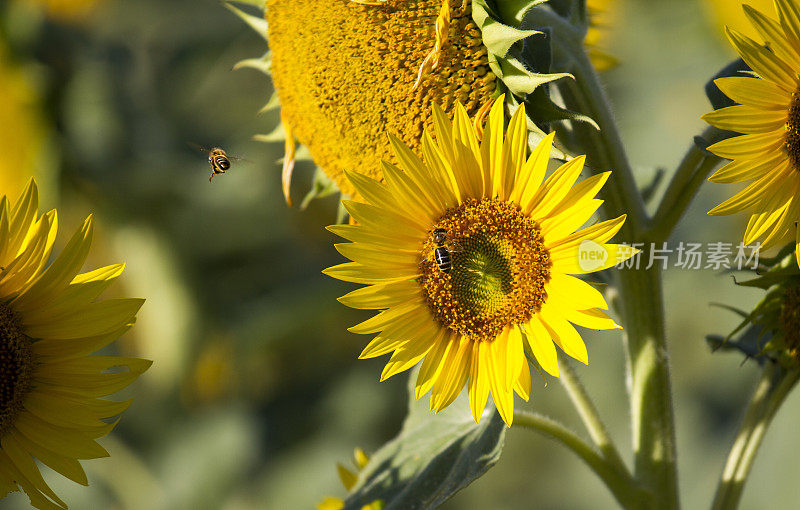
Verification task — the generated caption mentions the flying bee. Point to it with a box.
[430,228,461,273]
[188,143,247,182]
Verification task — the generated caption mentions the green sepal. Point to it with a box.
[224,2,268,42]
[523,85,598,129]
[258,92,281,113]
[233,51,272,75]
[473,0,541,57]
[342,368,506,509]
[252,122,285,143]
[300,168,341,210]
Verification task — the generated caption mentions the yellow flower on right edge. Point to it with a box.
[702,0,800,267]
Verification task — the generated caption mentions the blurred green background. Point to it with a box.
[1,0,797,508]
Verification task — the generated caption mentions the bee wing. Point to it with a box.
[187,142,211,153]
[227,155,252,164]
[449,241,464,253]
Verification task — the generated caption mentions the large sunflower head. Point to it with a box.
[325,97,632,426]
[0,180,150,509]
[265,0,496,201]
[702,0,800,267]
[230,0,578,209]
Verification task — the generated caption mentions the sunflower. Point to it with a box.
[229,0,574,209]
[324,97,632,426]
[264,0,496,202]
[0,180,149,509]
[702,0,800,268]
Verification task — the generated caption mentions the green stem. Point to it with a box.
[559,359,629,477]
[521,6,646,237]
[563,54,648,239]
[561,42,679,510]
[645,127,726,242]
[616,265,679,510]
[712,365,800,510]
[513,410,651,509]
[525,8,682,507]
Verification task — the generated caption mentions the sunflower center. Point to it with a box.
[419,198,551,342]
[785,89,800,171]
[780,284,800,362]
[0,303,34,435]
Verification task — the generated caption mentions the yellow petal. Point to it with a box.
[726,26,796,91]
[706,129,785,159]
[744,4,800,70]
[513,132,555,205]
[708,151,785,183]
[338,280,421,310]
[23,298,144,340]
[467,341,490,423]
[414,329,451,399]
[9,429,87,486]
[524,156,586,219]
[701,105,786,134]
[526,317,559,377]
[708,164,789,216]
[714,76,790,110]
[539,305,589,364]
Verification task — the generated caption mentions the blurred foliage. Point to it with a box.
[1,0,800,508]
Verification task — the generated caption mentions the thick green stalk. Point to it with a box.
[617,266,678,510]
[524,7,681,507]
[712,365,800,510]
[563,42,679,510]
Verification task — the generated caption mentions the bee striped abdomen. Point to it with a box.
[434,246,451,272]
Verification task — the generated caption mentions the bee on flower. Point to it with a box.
[325,97,635,426]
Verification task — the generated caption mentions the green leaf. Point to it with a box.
[343,370,506,510]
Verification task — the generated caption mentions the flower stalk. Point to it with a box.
[558,29,681,509]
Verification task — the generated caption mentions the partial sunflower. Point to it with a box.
[708,246,800,368]
[324,97,633,426]
[228,0,573,209]
[702,0,800,268]
[0,180,150,509]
